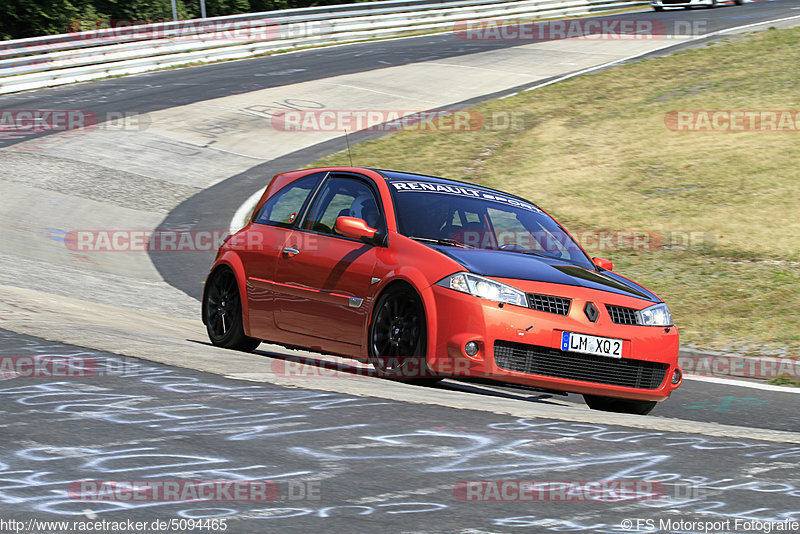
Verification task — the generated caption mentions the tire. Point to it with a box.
[708,0,717,7]
[368,284,441,385]
[653,5,664,11]
[583,394,657,415]
[734,0,743,4]
[204,268,261,352]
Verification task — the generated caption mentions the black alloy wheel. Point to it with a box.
[369,285,440,385]
[204,268,261,352]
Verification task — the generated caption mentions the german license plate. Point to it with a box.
[561,331,623,359]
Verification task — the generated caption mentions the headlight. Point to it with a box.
[636,303,673,326]
[437,272,527,307]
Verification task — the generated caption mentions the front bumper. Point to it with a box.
[427,281,681,402]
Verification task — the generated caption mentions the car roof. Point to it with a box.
[369,168,534,205]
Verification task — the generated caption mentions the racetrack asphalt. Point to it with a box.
[2,328,800,533]
[1,5,800,531]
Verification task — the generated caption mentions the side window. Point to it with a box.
[254,174,322,227]
[302,176,382,236]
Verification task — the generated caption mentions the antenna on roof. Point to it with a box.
[344,129,354,167]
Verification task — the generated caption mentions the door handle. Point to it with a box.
[282,247,300,256]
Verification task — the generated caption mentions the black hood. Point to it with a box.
[431,246,659,302]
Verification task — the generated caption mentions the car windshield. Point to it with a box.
[389,181,592,268]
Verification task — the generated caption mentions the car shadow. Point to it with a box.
[189,339,379,378]
[190,338,578,406]
[434,379,572,406]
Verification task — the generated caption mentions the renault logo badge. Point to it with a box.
[584,302,599,322]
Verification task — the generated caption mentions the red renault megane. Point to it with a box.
[203,167,682,414]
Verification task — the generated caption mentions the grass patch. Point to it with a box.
[311,26,800,355]
[768,375,800,387]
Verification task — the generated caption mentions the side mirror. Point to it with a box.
[592,257,613,271]
[335,216,378,243]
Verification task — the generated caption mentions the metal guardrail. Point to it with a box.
[0,0,512,59]
[0,0,647,95]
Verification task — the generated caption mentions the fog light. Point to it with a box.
[465,341,480,357]
[671,368,682,385]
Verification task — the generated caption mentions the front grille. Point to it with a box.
[606,304,639,325]
[494,340,667,390]
[527,293,571,316]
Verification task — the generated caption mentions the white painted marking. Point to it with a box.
[266,69,307,75]
[229,186,266,235]
[426,62,533,76]
[201,146,269,160]
[685,374,800,394]
[318,81,440,104]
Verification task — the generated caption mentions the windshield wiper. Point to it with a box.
[499,246,570,261]
[514,249,549,258]
[509,248,586,266]
[408,236,474,249]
